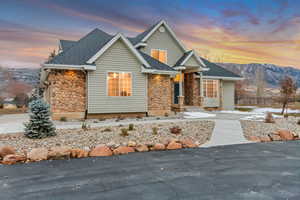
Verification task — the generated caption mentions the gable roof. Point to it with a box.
[200,58,242,79]
[47,28,112,65]
[45,26,176,74]
[131,20,187,51]
[59,40,77,52]
[138,51,175,71]
[86,33,151,69]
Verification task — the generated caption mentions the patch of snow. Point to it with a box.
[253,107,300,114]
[184,112,216,119]
[220,110,257,115]
[240,114,282,121]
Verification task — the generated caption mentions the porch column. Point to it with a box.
[199,72,204,107]
[178,71,185,112]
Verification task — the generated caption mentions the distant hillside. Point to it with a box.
[0,67,40,97]
[218,63,300,87]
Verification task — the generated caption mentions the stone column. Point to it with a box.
[178,72,185,112]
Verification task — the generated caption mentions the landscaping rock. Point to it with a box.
[113,146,135,155]
[152,143,165,151]
[135,144,149,152]
[2,154,26,165]
[27,148,48,162]
[259,136,271,142]
[180,139,198,148]
[166,141,182,150]
[269,134,282,141]
[127,141,137,147]
[0,146,16,159]
[70,149,89,158]
[277,130,294,141]
[89,145,113,157]
[248,136,261,142]
[48,146,71,160]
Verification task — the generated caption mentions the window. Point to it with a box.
[151,49,167,63]
[107,72,132,96]
[203,79,218,98]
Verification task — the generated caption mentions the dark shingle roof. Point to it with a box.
[47,28,112,65]
[60,40,77,51]
[174,50,192,67]
[139,51,175,71]
[201,58,241,78]
[129,21,161,45]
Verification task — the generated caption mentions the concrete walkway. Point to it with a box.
[202,119,253,147]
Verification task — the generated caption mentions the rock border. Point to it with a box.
[246,129,299,143]
[0,139,199,165]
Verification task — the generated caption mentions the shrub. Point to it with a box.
[24,98,56,139]
[265,112,275,123]
[120,128,129,137]
[102,128,112,132]
[284,114,289,119]
[169,126,182,135]
[128,124,134,131]
[60,116,67,122]
[152,127,158,135]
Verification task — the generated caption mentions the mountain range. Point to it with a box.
[218,63,300,87]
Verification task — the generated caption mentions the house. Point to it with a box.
[41,20,242,120]
[3,98,17,109]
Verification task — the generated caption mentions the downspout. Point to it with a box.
[80,68,88,120]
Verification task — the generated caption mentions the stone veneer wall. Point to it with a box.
[47,70,86,120]
[148,74,172,116]
[184,73,200,106]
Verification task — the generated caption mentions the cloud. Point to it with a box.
[221,8,260,25]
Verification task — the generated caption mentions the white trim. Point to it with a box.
[141,20,187,51]
[134,42,147,48]
[42,64,96,70]
[180,50,206,67]
[174,66,186,70]
[106,71,133,97]
[141,68,178,75]
[150,48,168,64]
[87,33,151,68]
[203,76,244,81]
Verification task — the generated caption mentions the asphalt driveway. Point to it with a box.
[1,141,300,200]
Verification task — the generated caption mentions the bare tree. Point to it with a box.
[235,80,247,104]
[47,50,56,61]
[280,76,297,115]
[256,67,265,98]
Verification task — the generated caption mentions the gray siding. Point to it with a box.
[185,56,199,66]
[87,39,147,113]
[140,24,185,66]
[222,81,235,110]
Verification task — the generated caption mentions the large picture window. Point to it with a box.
[151,49,167,63]
[107,72,132,96]
[203,79,218,98]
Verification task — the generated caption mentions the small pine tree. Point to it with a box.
[24,98,56,139]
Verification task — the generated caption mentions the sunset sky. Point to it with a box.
[1,0,300,68]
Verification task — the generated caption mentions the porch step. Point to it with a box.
[184,106,205,112]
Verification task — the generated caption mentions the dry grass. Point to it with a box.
[0,108,27,115]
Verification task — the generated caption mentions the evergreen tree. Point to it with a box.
[24,98,56,139]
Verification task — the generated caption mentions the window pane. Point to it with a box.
[203,79,218,98]
[119,73,132,96]
[151,50,159,60]
[108,72,119,96]
[159,51,167,63]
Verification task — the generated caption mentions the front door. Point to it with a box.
[174,82,179,104]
